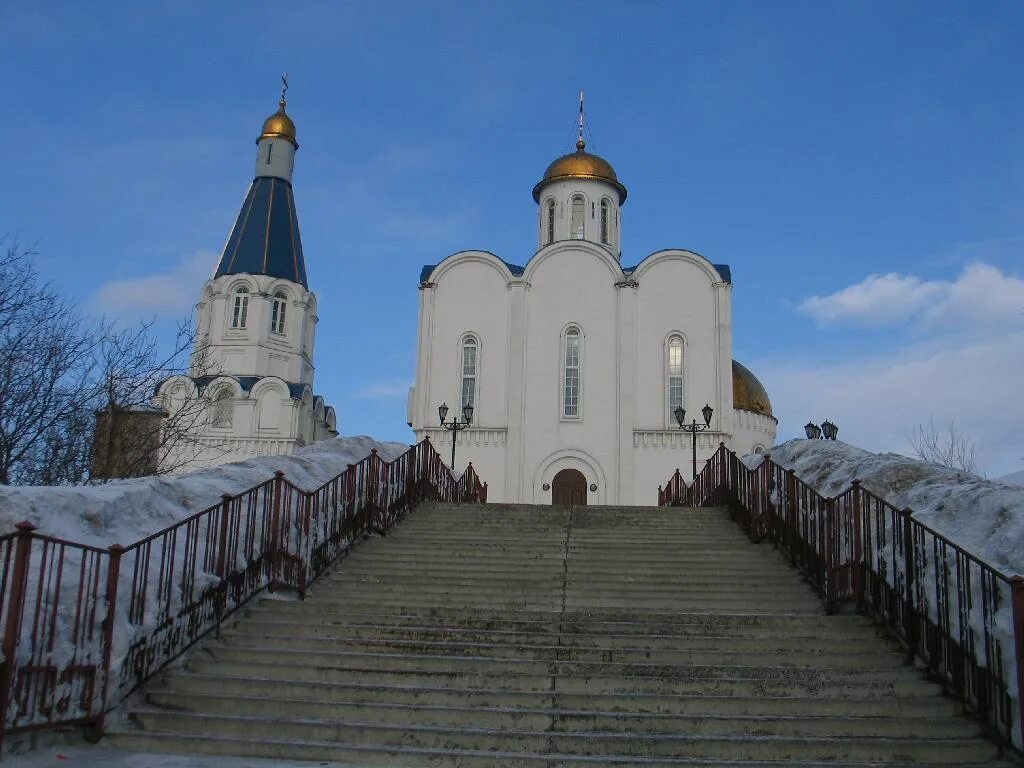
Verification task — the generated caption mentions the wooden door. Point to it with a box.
[552,468,587,506]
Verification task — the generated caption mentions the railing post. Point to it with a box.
[0,521,36,747]
[213,492,232,638]
[1010,575,1024,750]
[88,542,124,742]
[270,471,284,589]
[785,469,797,566]
[901,507,917,664]
[851,480,865,612]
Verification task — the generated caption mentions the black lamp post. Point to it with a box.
[438,402,474,468]
[674,403,714,481]
[804,420,839,440]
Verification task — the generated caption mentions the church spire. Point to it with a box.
[577,90,586,151]
[214,84,307,287]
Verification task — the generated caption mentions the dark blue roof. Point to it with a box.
[419,256,729,284]
[216,177,308,288]
[419,258,524,284]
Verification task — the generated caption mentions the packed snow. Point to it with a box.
[746,438,1024,576]
[0,435,410,548]
[999,468,1024,488]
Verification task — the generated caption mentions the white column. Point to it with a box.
[616,280,638,504]
[505,280,529,502]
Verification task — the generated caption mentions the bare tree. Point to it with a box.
[909,417,981,476]
[91,317,225,479]
[0,239,103,485]
[0,238,224,485]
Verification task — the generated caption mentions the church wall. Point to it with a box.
[633,255,726,432]
[412,255,513,495]
[731,408,777,456]
[520,246,621,503]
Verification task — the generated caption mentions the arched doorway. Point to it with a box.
[552,468,587,506]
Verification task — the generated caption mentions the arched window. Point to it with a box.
[270,292,287,334]
[231,287,249,329]
[461,336,478,410]
[600,199,610,245]
[212,389,233,428]
[266,143,273,164]
[667,335,684,424]
[570,195,585,239]
[563,327,581,418]
[546,199,555,244]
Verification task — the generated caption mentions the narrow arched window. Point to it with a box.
[570,195,585,239]
[270,292,287,334]
[266,143,273,164]
[212,389,233,428]
[231,287,249,329]
[546,199,555,244]
[563,327,581,418]
[461,336,477,410]
[667,335,684,423]
[600,199,610,245]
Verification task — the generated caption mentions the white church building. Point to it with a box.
[156,90,337,471]
[408,126,776,505]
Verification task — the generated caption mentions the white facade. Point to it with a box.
[409,140,776,505]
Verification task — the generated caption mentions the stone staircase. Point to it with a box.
[107,503,1009,766]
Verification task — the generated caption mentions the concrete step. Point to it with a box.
[143,692,979,739]
[107,731,1010,767]
[123,711,995,762]
[226,622,890,651]
[158,673,961,718]
[216,634,907,670]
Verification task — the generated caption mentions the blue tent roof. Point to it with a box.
[215,177,308,288]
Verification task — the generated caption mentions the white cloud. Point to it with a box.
[799,263,1024,330]
[91,251,214,318]
[769,261,1024,477]
[757,330,1024,478]
[354,378,411,400]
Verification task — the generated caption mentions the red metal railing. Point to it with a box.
[660,444,1024,752]
[0,438,485,746]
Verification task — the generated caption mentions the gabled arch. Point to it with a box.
[630,249,729,285]
[428,250,517,286]
[522,240,624,284]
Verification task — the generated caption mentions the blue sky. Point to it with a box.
[3,2,1023,476]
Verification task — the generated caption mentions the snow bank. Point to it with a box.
[0,435,410,548]
[754,439,1024,576]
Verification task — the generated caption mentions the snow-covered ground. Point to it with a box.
[999,468,1024,488]
[748,439,1024,576]
[0,435,410,547]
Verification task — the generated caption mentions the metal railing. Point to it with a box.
[0,438,486,746]
[660,444,1024,752]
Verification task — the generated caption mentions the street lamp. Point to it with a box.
[438,401,474,468]
[673,403,714,481]
[804,420,839,440]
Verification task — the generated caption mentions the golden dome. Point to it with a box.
[733,360,774,418]
[258,99,297,146]
[532,139,627,203]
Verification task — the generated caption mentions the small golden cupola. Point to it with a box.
[532,138,626,204]
[258,75,297,147]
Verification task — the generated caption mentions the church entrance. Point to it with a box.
[552,468,587,506]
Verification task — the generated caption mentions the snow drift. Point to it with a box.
[747,439,1024,576]
[0,435,410,548]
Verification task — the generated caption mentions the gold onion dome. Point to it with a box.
[258,98,297,146]
[732,360,774,418]
[532,139,627,203]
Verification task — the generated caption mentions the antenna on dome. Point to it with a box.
[280,72,289,107]
[577,90,586,151]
